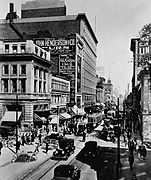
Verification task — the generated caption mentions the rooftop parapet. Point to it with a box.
[0,40,50,61]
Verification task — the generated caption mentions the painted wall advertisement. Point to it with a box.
[34,38,76,54]
[34,37,76,104]
[59,54,76,104]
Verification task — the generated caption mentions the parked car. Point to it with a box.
[52,164,81,180]
[51,138,75,160]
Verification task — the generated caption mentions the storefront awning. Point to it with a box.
[59,112,71,119]
[88,112,103,122]
[78,108,86,115]
[49,115,59,124]
[1,111,22,122]
[34,113,43,122]
[94,124,103,131]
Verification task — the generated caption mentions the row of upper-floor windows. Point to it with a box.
[2,64,26,76]
[2,78,26,93]
[83,94,95,102]
[51,95,70,104]
[34,80,47,93]
[5,44,26,53]
[34,67,47,80]
[83,68,96,82]
[82,85,96,94]
[52,81,69,91]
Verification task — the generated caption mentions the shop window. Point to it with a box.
[20,65,26,75]
[3,65,9,75]
[12,65,17,75]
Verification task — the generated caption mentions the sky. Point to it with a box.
[1,0,151,95]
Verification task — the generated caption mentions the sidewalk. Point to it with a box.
[0,137,55,167]
[117,131,151,180]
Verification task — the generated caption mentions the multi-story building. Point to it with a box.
[130,37,151,140]
[0,0,98,108]
[96,75,105,104]
[0,39,52,131]
[104,78,113,104]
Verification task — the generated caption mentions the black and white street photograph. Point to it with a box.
[0,0,151,179]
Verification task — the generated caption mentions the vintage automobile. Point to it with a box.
[83,141,99,160]
[52,164,81,180]
[51,138,75,160]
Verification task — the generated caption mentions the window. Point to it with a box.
[5,44,9,53]
[12,44,17,53]
[44,71,46,80]
[39,81,42,93]
[20,44,26,53]
[43,82,46,93]
[3,65,9,75]
[12,65,17,75]
[34,80,37,93]
[39,70,42,79]
[20,65,26,75]
[2,79,8,92]
[34,67,38,78]
[20,79,26,93]
[11,79,17,92]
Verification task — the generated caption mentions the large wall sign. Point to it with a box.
[59,54,75,74]
[34,38,76,54]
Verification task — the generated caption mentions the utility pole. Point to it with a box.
[16,94,18,153]
[115,97,122,178]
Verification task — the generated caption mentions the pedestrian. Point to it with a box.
[128,153,134,170]
[26,133,30,145]
[45,141,49,154]
[38,133,42,145]
[131,173,137,180]
[16,140,21,151]
[21,134,25,146]
[141,145,147,160]
[63,127,66,137]
[129,140,135,154]
[0,140,3,155]
[83,131,86,142]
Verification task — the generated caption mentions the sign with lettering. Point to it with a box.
[34,38,76,54]
[59,54,75,73]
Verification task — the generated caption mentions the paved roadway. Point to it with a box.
[17,134,116,180]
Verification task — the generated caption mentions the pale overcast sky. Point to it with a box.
[1,0,151,95]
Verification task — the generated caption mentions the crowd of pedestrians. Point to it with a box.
[124,129,148,180]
